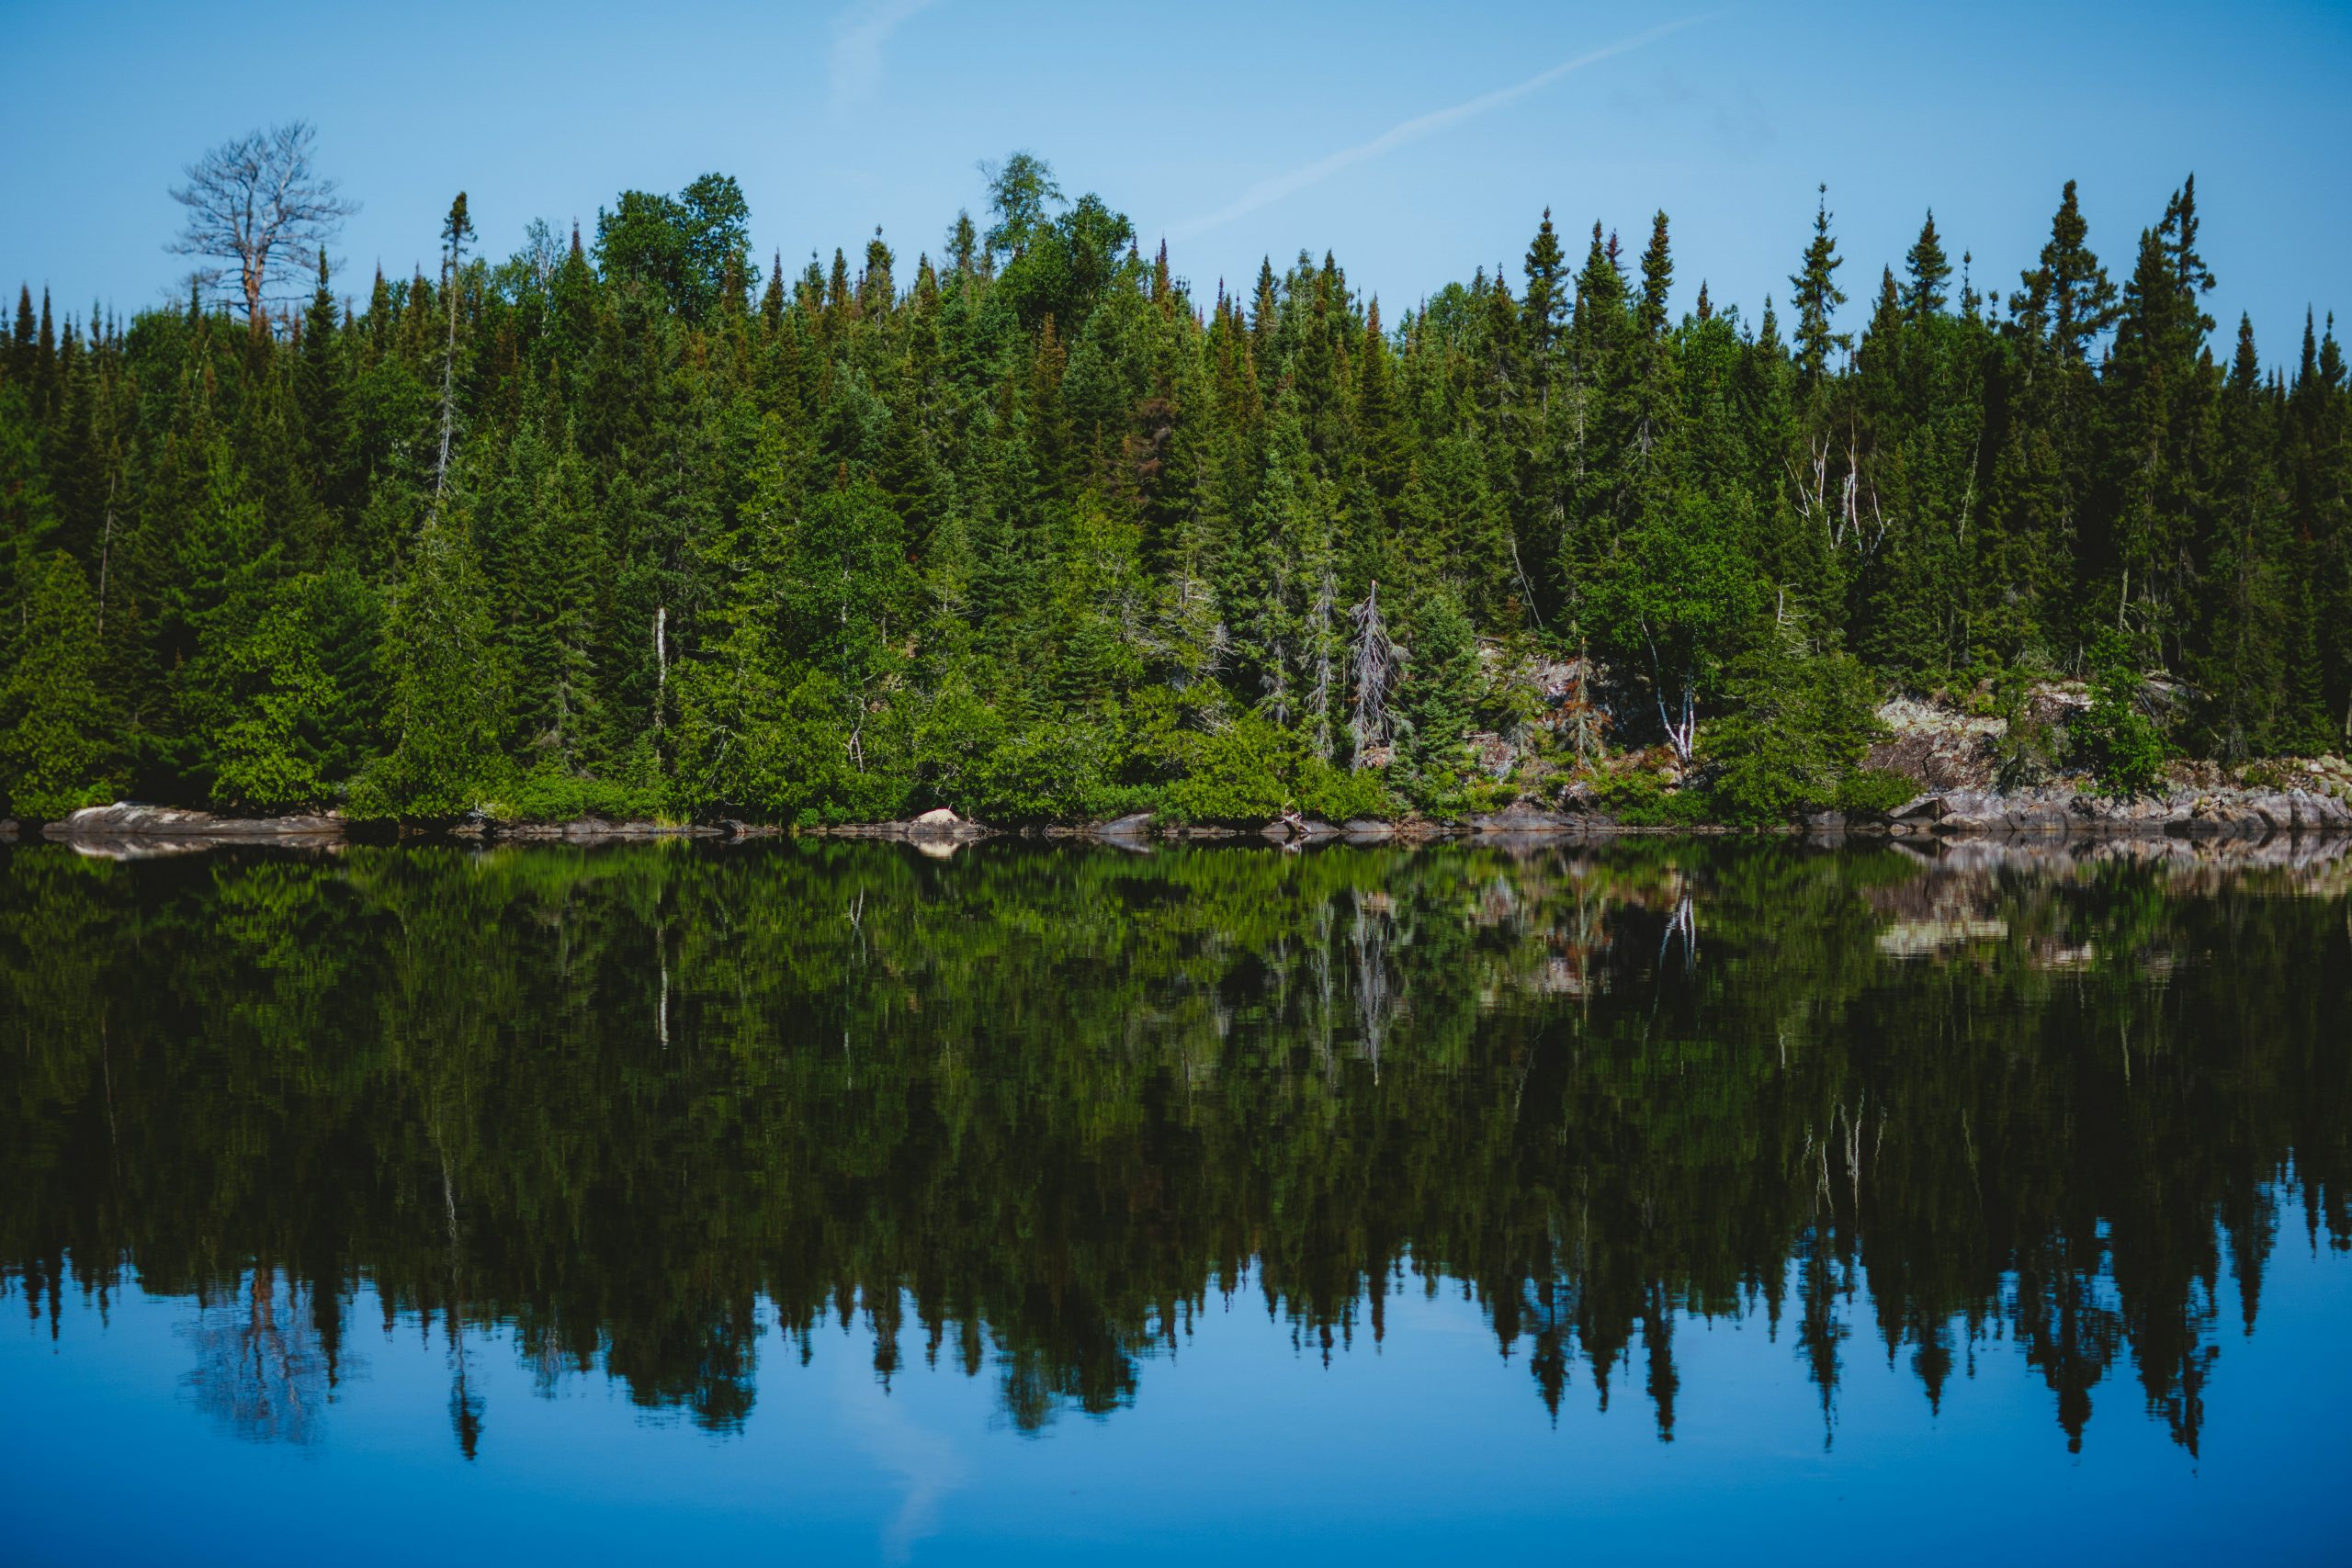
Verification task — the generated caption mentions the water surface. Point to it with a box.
[4,837,2348,1562]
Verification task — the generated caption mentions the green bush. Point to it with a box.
[963,722,1111,822]
[486,764,666,823]
[1834,767,1917,815]
[1295,761,1398,823]
[1705,629,1886,823]
[1160,714,1295,822]
[1596,771,1714,827]
[2075,629,2167,798]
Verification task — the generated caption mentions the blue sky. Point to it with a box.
[6,0,2347,358]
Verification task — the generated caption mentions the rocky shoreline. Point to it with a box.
[9,783,2352,856]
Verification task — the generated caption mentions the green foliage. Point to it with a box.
[2075,628,2168,797]
[0,551,114,818]
[1835,767,1918,815]
[594,174,750,322]
[0,157,2345,826]
[963,720,1112,822]
[350,518,510,818]
[1594,770,1715,827]
[1397,589,1478,773]
[482,763,665,823]
[1294,760,1397,823]
[1705,629,1885,822]
[209,586,339,810]
[1582,491,1764,771]
[1160,714,1297,823]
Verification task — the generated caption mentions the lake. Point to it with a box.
[4,835,2347,1563]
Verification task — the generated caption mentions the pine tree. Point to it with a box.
[1521,208,1567,390]
[1790,186,1850,393]
[0,550,112,818]
[357,511,509,817]
[299,248,346,516]
[2106,177,2219,664]
[1903,211,1951,321]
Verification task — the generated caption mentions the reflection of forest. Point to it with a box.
[2,838,2346,1457]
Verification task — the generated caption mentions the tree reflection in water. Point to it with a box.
[180,1269,342,1446]
[2,835,2346,1458]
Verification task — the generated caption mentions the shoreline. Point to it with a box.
[11,783,2352,853]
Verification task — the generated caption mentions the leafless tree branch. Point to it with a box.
[168,120,357,335]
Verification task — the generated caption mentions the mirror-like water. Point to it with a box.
[4,838,2348,1562]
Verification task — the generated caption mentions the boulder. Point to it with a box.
[46,803,345,842]
[1557,781,1602,814]
[904,807,988,840]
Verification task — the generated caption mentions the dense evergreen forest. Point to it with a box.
[3,141,2348,824]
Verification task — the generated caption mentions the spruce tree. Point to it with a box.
[358,510,509,817]
[1903,210,1951,320]
[1790,186,1850,392]
[0,550,112,818]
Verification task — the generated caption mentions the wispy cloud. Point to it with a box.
[1169,13,1711,241]
[831,0,940,107]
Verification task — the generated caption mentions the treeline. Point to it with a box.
[5,840,2343,1448]
[2,154,2348,823]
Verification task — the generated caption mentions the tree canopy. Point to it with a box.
[3,153,2347,824]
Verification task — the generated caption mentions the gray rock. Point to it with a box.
[904,808,989,840]
[47,803,345,841]
[1465,805,1581,833]
[502,817,720,841]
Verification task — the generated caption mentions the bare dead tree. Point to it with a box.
[1347,580,1403,770]
[168,120,357,336]
[1307,563,1337,762]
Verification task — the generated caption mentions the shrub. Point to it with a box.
[964,721,1111,822]
[1295,760,1397,823]
[2074,629,2167,798]
[1160,714,1296,822]
[1705,628,1885,823]
[485,764,664,823]
[1835,767,1917,816]
[1596,770,1714,827]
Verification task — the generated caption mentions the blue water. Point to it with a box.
[4,838,2349,1562]
[9,1237,2348,1564]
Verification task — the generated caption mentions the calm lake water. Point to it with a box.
[4,836,2349,1563]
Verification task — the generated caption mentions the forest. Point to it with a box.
[3,130,2348,825]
